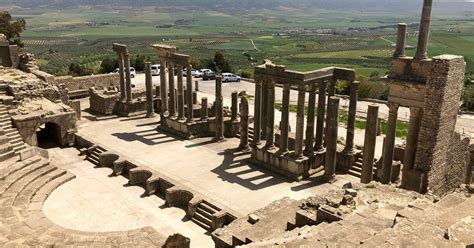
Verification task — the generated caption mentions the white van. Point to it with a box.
[151,64,161,76]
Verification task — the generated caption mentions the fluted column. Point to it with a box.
[176,65,185,121]
[159,61,168,117]
[401,107,423,187]
[168,63,176,117]
[361,105,379,184]
[344,81,359,154]
[265,80,276,149]
[215,76,224,141]
[294,83,306,158]
[393,23,407,58]
[117,54,126,101]
[123,52,132,102]
[144,62,154,118]
[324,97,340,181]
[304,84,317,156]
[315,80,327,151]
[415,0,433,60]
[186,65,194,123]
[381,102,399,184]
[253,80,262,146]
[279,84,291,153]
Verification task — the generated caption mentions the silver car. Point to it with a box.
[222,73,241,82]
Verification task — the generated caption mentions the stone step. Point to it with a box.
[0,159,50,196]
[91,149,102,157]
[12,169,67,209]
[1,164,57,200]
[347,168,362,178]
[199,200,221,215]
[89,152,99,161]
[9,137,23,145]
[193,211,212,226]
[0,156,42,180]
[349,165,362,173]
[6,132,21,140]
[196,206,213,220]
[96,146,107,153]
[0,150,15,161]
[191,215,212,231]
[86,155,99,165]
[354,161,363,168]
[31,171,76,205]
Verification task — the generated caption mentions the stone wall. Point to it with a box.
[414,55,466,195]
[445,132,471,191]
[54,74,119,91]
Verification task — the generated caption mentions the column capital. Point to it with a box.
[409,107,423,117]
[387,102,400,113]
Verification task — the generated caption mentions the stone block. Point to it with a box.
[295,209,317,227]
[248,214,260,224]
[345,189,357,197]
[317,205,343,224]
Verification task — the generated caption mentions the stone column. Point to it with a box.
[159,61,168,117]
[324,97,340,181]
[215,76,224,141]
[253,80,262,146]
[201,97,209,121]
[328,79,336,97]
[294,83,306,158]
[176,65,185,121]
[195,80,199,91]
[414,0,433,60]
[361,105,379,184]
[279,84,291,153]
[393,23,407,58]
[239,93,250,151]
[168,63,176,117]
[231,91,238,122]
[381,102,399,184]
[186,65,194,123]
[123,53,132,102]
[315,80,327,151]
[304,84,317,156]
[344,81,359,154]
[193,91,198,104]
[261,80,269,140]
[265,80,276,149]
[145,62,154,117]
[118,54,126,101]
[401,107,422,187]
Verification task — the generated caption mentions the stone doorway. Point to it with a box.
[36,122,62,148]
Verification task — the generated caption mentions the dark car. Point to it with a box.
[202,71,216,81]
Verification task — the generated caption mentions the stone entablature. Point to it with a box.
[54,73,120,91]
[251,61,357,181]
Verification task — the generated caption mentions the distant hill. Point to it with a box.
[2,0,472,14]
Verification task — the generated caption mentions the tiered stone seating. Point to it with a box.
[0,155,167,247]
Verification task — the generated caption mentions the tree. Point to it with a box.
[462,85,474,111]
[99,57,118,74]
[0,11,26,47]
[132,54,146,71]
[212,51,232,73]
[68,62,92,76]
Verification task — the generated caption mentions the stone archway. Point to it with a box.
[36,122,63,148]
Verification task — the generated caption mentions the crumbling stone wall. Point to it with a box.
[89,89,120,115]
[54,74,119,91]
[414,55,466,195]
[445,132,471,191]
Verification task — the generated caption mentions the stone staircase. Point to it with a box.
[0,104,28,155]
[0,154,167,246]
[236,126,254,144]
[85,145,107,165]
[348,155,376,179]
[192,200,222,231]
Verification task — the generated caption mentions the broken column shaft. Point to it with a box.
[253,80,263,146]
[186,65,194,123]
[361,105,379,184]
[231,91,238,122]
[215,76,224,141]
[401,107,422,187]
[344,81,359,154]
[124,53,133,102]
[177,65,185,121]
[118,54,126,101]
[201,97,209,121]
[381,103,399,184]
[239,94,250,151]
[324,97,340,181]
[393,23,407,58]
[415,0,433,60]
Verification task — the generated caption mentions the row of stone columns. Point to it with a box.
[158,61,195,124]
[116,52,133,102]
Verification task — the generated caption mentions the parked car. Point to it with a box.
[111,67,136,78]
[222,73,241,82]
[194,69,212,78]
[202,71,216,80]
[151,64,161,76]
[183,68,196,77]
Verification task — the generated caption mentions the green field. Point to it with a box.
[11,8,474,78]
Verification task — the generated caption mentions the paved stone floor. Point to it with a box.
[43,147,214,247]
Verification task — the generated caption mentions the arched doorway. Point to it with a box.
[36,122,62,148]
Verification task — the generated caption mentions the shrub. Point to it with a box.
[462,85,474,111]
